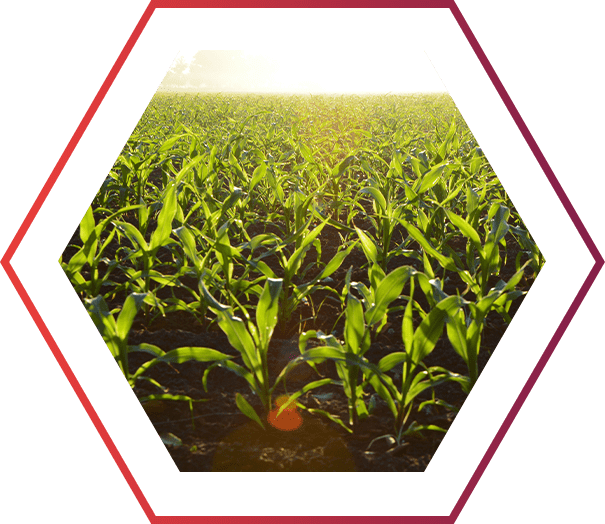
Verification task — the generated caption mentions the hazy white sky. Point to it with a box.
[163,48,447,94]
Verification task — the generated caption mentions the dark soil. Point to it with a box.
[63,203,536,472]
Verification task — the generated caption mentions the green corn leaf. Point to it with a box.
[130,346,235,386]
[483,205,509,266]
[408,155,426,177]
[355,227,379,266]
[174,226,199,265]
[235,393,264,430]
[345,294,366,355]
[285,221,326,275]
[256,278,283,350]
[417,164,446,195]
[473,293,503,324]
[493,290,525,307]
[149,182,177,252]
[366,372,399,417]
[315,245,354,281]
[156,346,234,364]
[332,155,356,178]
[116,292,148,342]
[79,206,95,244]
[275,378,334,416]
[249,260,278,279]
[427,278,448,304]
[409,296,460,364]
[140,393,208,404]
[359,186,387,214]
[213,237,242,262]
[435,179,465,208]
[446,308,468,360]
[229,152,249,184]
[466,186,479,215]
[368,260,386,292]
[402,422,447,436]
[64,247,88,275]
[469,151,483,175]
[402,284,415,354]
[401,221,457,272]
[299,345,345,363]
[250,163,266,191]
[298,330,325,353]
[128,345,166,364]
[215,311,258,369]
[115,220,149,252]
[158,133,186,153]
[404,184,419,204]
[137,199,149,234]
[365,265,414,327]
[265,167,284,203]
[221,187,244,215]
[299,142,314,163]
[378,352,409,373]
[437,119,457,161]
[487,204,510,244]
[305,408,353,434]
[417,208,430,234]
[241,233,279,252]
[446,210,482,248]
[175,154,205,184]
[199,280,231,314]
[423,366,468,385]
[502,262,530,291]
[85,295,116,339]
[405,372,452,406]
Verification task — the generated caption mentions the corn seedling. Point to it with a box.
[85,292,233,424]
[61,204,141,299]
[201,277,331,429]
[298,264,415,430]
[365,278,466,444]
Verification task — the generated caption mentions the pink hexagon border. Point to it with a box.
[1,1,602,523]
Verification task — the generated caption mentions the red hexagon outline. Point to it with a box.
[1,1,603,523]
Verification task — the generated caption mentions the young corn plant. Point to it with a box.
[399,217,459,283]
[442,262,529,392]
[112,181,180,320]
[171,221,263,326]
[445,203,512,300]
[324,155,357,221]
[85,292,233,423]
[354,177,412,272]
[509,223,545,278]
[246,216,335,332]
[297,264,415,431]
[349,264,415,336]
[61,204,141,299]
[365,278,466,446]
[200,277,331,429]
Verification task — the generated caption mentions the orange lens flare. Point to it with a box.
[267,396,302,431]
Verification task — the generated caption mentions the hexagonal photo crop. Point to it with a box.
[59,48,543,472]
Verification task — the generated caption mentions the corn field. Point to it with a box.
[60,91,542,471]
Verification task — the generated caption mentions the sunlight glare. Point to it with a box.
[166,47,445,94]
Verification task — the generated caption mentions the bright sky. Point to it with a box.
[164,48,447,94]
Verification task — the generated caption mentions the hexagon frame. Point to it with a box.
[2,1,602,523]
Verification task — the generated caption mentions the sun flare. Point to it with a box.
[162,48,446,94]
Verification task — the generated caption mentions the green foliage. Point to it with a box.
[62,92,541,443]
[85,292,231,423]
